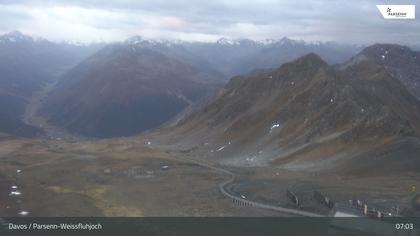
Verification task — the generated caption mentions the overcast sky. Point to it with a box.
[0,0,419,45]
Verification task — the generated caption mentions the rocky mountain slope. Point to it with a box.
[351,44,420,100]
[159,52,420,173]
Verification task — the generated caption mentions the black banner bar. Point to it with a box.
[1,217,419,236]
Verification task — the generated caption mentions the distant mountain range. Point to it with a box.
[123,36,363,78]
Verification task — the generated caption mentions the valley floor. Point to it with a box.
[22,71,89,142]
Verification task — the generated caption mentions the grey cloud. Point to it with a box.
[0,0,419,45]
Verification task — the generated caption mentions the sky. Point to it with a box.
[0,0,419,45]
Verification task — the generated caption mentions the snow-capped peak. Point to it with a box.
[0,30,34,43]
[125,36,182,47]
[216,37,241,45]
[275,37,303,46]
[125,35,144,45]
[258,38,279,45]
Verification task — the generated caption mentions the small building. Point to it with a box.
[329,203,417,236]
[330,203,364,217]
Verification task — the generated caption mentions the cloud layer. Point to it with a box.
[0,0,419,44]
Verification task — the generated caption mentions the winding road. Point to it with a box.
[182,156,323,217]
